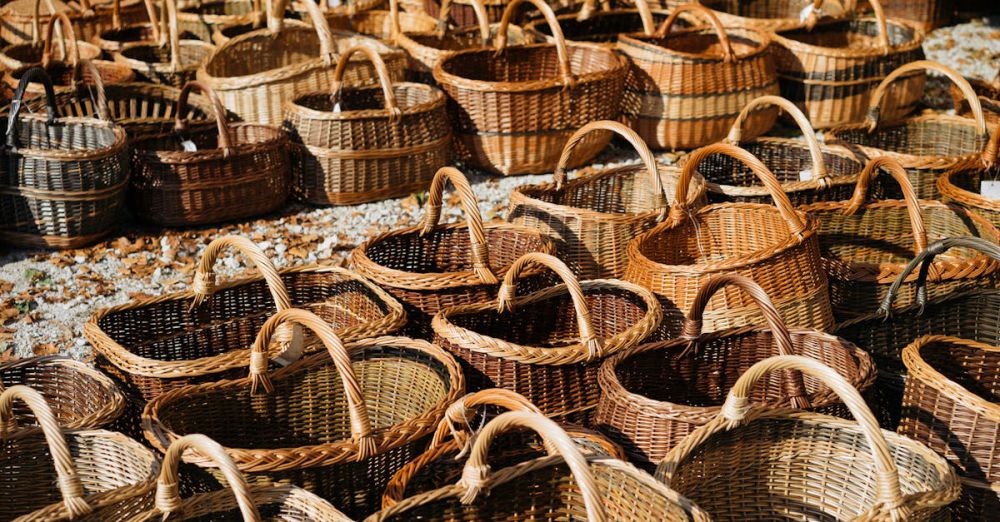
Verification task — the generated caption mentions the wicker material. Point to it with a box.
[938,163,1000,230]
[617,4,779,150]
[882,0,949,32]
[828,60,999,200]
[0,67,128,249]
[143,308,465,519]
[800,156,1000,321]
[282,45,450,206]
[0,0,148,44]
[114,0,215,87]
[432,253,662,422]
[770,0,925,129]
[91,0,163,53]
[700,0,854,32]
[0,0,102,71]
[176,0,265,42]
[351,166,555,337]
[0,386,158,522]
[953,477,1000,522]
[594,274,876,469]
[433,0,626,175]
[508,120,707,280]
[524,0,663,47]
[353,5,437,40]
[625,143,834,338]
[130,80,289,226]
[422,0,507,28]
[369,411,711,522]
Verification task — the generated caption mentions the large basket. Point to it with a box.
[91,0,164,54]
[130,80,289,226]
[508,120,707,280]
[433,0,626,175]
[351,167,555,337]
[617,3,779,150]
[176,0,264,42]
[0,67,128,249]
[700,0,854,32]
[882,0,949,32]
[113,0,215,87]
[432,253,662,423]
[800,156,1000,321]
[524,0,664,47]
[594,274,875,469]
[625,143,834,337]
[656,355,960,520]
[143,308,465,519]
[0,0,148,44]
[0,0,102,70]
[369,411,711,521]
[770,0,924,129]
[282,45,450,206]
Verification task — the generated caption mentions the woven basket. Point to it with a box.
[827,60,999,200]
[0,67,128,249]
[594,273,876,469]
[656,355,960,520]
[370,411,711,521]
[91,0,165,53]
[143,308,465,519]
[617,3,779,151]
[800,156,1000,321]
[0,0,102,70]
[700,0,854,32]
[953,477,1000,522]
[113,0,215,87]
[282,44,450,206]
[882,0,949,32]
[524,0,663,47]
[625,143,834,338]
[937,161,1000,230]
[0,386,158,522]
[432,252,662,423]
[0,0,148,44]
[508,119,707,280]
[0,355,125,430]
[351,166,555,337]
[422,0,507,28]
[433,0,626,175]
[951,71,1000,125]
[129,80,289,226]
[176,0,265,42]
[352,5,437,40]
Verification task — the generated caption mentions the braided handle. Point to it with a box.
[175,81,234,154]
[330,45,400,123]
[430,388,546,450]
[842,156,928,256]
[496,0,573,87]
[42,11,80,68]
[656,3,734,62]
[725,95,828,183]
[867,60,982,135]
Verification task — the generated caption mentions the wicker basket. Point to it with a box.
[143,308,465,519]
[422,0,507,28]
[352,4,437,40]
[951,71,1000,126]
[617,3,779,151]
[0,385,158,522]
[129,80,289,226]
[369,411,711,521]
[524,0,663,47]
[594,273,876,469]
[176,0,265,42]
[0,0,103,70]
[700,0,854,32]
[953,477,1000,522]
[827,60,998,200]
[625,143,834,338]
[800,156,1000,321]
[0,0,148,44]
[433,0,626,175]
[656,355,960,520]
[508,119,707,280]
[432,252,661,423]
[282,44,450,206]
[882,0,949,33]
[0,66,128,249]
[351,166,555,337]
[113,0,215,87]
[937,161,1000,229]
[92,0,165,54]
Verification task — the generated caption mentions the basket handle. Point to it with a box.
[457,411,607,521]
[5,67,58,148]
[431,388,548,451]
[868,0,891,53]
[655,3,734,63]
[867,60,985,137]
[496,0,574,87]
[72,59,112,122]
[285,0,337,64]
[330,45,400,124]
[247,308,378,460]
[155,434,262,522]
[435,0,491,43]
[0,386,94,518]
[175,80,235,156]
[577,0,654,34]
[161,0,183,71]
[842,156,928,256]
[42,11,81,68]
[657,355,911,520]
[418,167,499,284]
[139,0,164,43]
[725,95,830,184]
[497,252,604,359]
[32,0,68,58]
[671,143,809,239]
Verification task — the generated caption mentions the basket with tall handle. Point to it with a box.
[0,0,102,70]
[113,0,215,87]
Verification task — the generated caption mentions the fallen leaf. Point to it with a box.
[32,343,58,356]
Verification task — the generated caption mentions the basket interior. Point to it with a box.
[701,0,806,19]
[777,18,918,49]
[514,166,687,215]
[204,29,390,78]
[635,27,764,58]
[119,41,214,68]
[697,140,863,186]
[293,84,437,113]
[0,360,116,428]
[133,121,280,152]
[9,60,131,87]
[919,339,1000,403]
[528,11,675,44]
[834,119,990,159]
[100,25,197,43]
[364,226,547,275]
[182,0,257,16]
[1,116,119,152]
[439,44,619,83]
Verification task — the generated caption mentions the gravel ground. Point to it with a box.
[2,19,998,358]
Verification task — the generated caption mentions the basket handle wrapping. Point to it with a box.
[431,388,548,452]
[42,11,81,68]
[72,59,112,121]
[842,156,928,256]
[330,45,400,124]
[657,355,912,520]
[497,252,604,359]
[496,0,574,87]
[247,308,377,460]
[725,95,830,184]
[0,386,94,518]
[655,3,734,62]
[433,0,491,43]
[418,167,499,284]
[155,434,262,522]
[554,120,668,220]
[6,67,58,148]
[867,60,985,137]
[682,273,810,408]
[32,0,69,57]
[175,80,235,156]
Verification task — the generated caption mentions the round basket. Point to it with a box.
[617,4,779,151]
[700,0,854,32]
[524,0,665,47]
[508,119,707,280]
[91,0,166,53]
[0,0,148,44]
[176,0,264,42]
[114,0,215,87]
[282,45,451,206]
[0,0,102,71]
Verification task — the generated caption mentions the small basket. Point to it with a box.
[432,253,662,423]
[508,119,707,280]
[617,3,779,151]
[113,0,215,87]
[882,0,950,33]
[351,167,555,337]
[524,0,664,47]
[176,0,265,42]
[0,0,102,70]
[282,44,451,206]
[656,355,960,520]
[130,80,289,226]
[143,308,465,519]
[594,274,875,469]
[0,0,148,44]
[700,0,855,32]
[91,0,165,54]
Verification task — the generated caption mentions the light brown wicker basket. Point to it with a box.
[113,0,215,87]
[91,0,164,54]
[0,0,148,44]
[882,0,949,32]
[352,3,437,40]
[701,0,854,32]
[937,158,1000,229]
[0,0,103,71]
[422,0,507,28]
[176,0,265,42]
[524,0,660,47]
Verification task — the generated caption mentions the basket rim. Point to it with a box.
[771,15,923,58]
[0,0,145,22]
[1,114,128,160]
[902,334,1000,421]
[130,121,287,162]
[937,166,1000,212]
[176,0,264,25]
[0,39,103,69]
[29,81,221,125]
[283,81,445,121]
[114,38,215,73]
[617,24,771,62]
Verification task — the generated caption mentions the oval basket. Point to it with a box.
[176,0,265,42]
[113,0,215,87]
[0,0,102,70]
[91,0,165,54]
